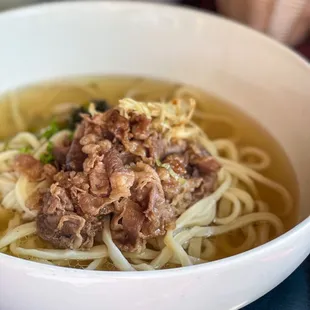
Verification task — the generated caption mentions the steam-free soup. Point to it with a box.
[0,76,298,271]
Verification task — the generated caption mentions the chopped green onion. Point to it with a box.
[68,131,74,141]
[19,146,31,154]
[40,120,60,140]
[39,141,54,164]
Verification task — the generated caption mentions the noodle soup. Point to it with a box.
[0,76,298,271]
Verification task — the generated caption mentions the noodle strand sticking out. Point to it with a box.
[0,80,296,271]
[102,217,135,271]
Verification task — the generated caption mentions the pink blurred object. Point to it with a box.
[199,0,310,60]
[216,0,310,46]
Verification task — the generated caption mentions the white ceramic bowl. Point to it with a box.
[0,2,309,310]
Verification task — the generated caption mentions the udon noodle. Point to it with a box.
[0,78,295,271]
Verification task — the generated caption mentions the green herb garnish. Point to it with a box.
[40,120,60,140]
[19,146,32,154]
[39,141,54,164]
[68,131,74,141]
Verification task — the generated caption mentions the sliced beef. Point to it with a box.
[77,193,105,216]
[164,139,187,156]
[106,109,130,141]
[130,113,151,140]
[26,189,44,212]
[128,162,175,249]
[187,144,220,196]
[37,183,101,249]
[43,164,58,181]
[52,145,70,168]
[111,198,146,252]
[42,184,74,214]
[160,173,183,201]
[65,123,87,171]
[111,162,175,252]
[163,153,188,175]
[37,210,100,250]
[104,149,134,201]
[31,105,221,253]
[37,212,85,249]
[144,132,166,160]
[88,161,110,197]
[189,152,221,174]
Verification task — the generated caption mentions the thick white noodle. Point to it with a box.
[220,225,257,255]
[9,132,40,150]
[193,212,284,238]
[102,217,135,271]
[256,201,270,245]
[15,176,37,219]
[0,150,19,162]
[239,146,271,171]
[0,222,36,249]
[86,258,106,270]
[0,177,16,197]
[10,244,108,260]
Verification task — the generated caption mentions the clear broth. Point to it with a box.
[0,76,299,268]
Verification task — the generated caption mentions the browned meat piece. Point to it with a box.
[14,154,44,181]
[160,174,183,201]
[43,164,58,181]
[37,190,84,249]
[105,149,135,201]
[66,123,87,171]
[26,190,44,212]
[164,139,187,156]
[123,139,149,163]
[142,183,176,237]
[110,162,175,252]
[89,161,110,197]
[106,109,129,141]
[54,171,89,192]
[187,143,211,165]
[37,184,101,249]
[163,153,188,175]
[133,163,175,247]
[77,193,105,216]
[52,145,70,168]
[111,198,146,252]
[130,113,151,140]
[37,211,94,250]
[118,150,138,165]
[80,217,102,249]
[186,145,221,200]
[42,184,74,214]
[144,132,166,160]
[190,154,221,174]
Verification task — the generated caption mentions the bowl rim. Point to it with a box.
[0,0,309,68]
[0,1,309,278]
